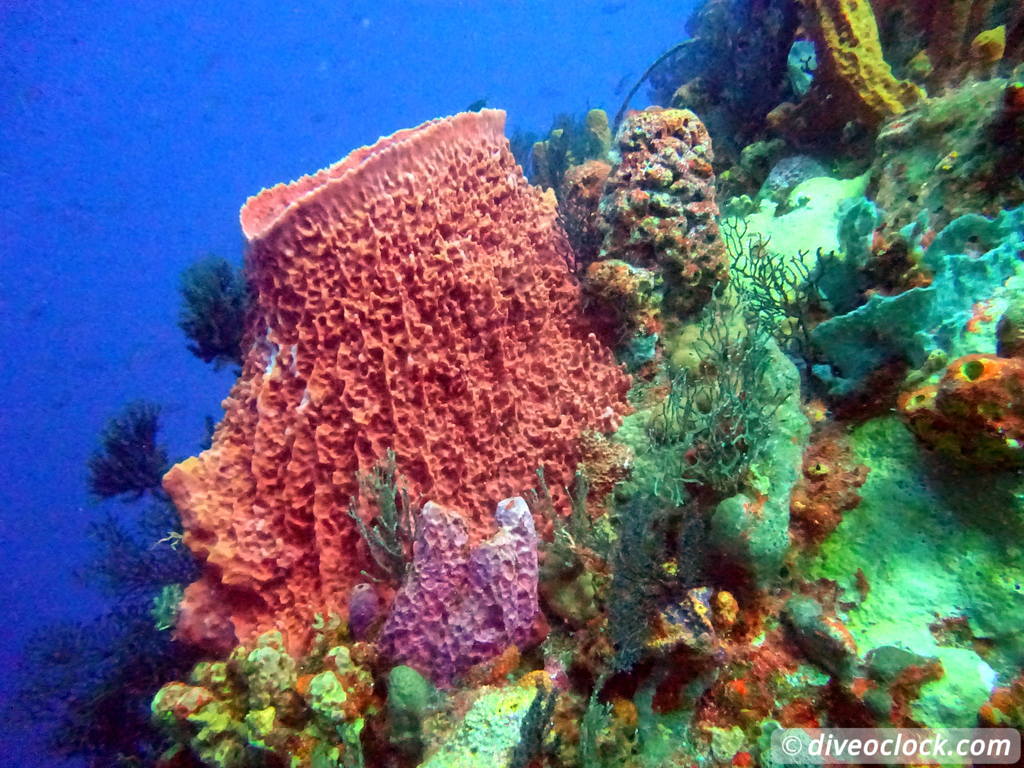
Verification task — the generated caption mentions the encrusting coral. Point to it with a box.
[163,109,630,655]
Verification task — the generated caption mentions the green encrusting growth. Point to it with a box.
[419,685,544,768]
[807,416,1024,724]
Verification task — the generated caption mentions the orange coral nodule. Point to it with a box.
[166,109,631,655]
[899,354,1024,468]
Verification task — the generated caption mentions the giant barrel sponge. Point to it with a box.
[164,110,630,654]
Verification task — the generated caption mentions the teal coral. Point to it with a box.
[813,205,1024,393]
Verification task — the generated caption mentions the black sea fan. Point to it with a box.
[15,605,199,767]
[178,255,249,369]
[87,401,169,500]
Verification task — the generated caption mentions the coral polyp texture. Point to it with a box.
[596,107,728,319]
[163,109,630,654]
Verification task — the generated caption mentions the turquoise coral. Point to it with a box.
[813,205,1024,393]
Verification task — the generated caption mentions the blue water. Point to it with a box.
[0,1,690,763]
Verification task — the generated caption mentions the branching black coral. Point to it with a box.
[15,605,198,767]
[18,394,200,766]
[77,500,196,599]
[650,293,789,500]
[723,217,833,366]
[87,401,169,500]
[178,255,249,370]
[347,449,416,583]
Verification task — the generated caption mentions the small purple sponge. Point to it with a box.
[347,582,381,640]
[378,497,539,687]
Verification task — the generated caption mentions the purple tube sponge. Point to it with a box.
[347,583,382,640]
[378,497,539,687]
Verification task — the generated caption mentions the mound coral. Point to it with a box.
[596,107,728,319]
[163,109,630,654]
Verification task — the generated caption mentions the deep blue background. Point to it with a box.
[0,1,691,762]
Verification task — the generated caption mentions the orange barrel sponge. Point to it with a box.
[164,110,631,654]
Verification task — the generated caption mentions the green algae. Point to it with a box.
[807,417,1024,724]
[420,686,540,768]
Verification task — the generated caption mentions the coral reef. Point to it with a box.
[164,110,629,654]
[869,78,1024,235]
[418,680,553,768]
[806,417,1024,724]
[558,159,611,268]
[788,424,869,549]
[38,2,1024,764]
[530,109,612,192]
[649,0,800,164]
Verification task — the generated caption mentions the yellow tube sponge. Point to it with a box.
[807,0,924,124]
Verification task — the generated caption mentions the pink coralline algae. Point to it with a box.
[379,496,539,687]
